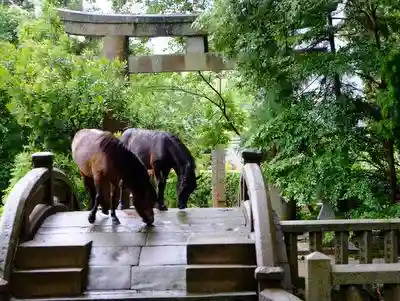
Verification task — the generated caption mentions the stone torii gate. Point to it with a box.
[57,9,234,74]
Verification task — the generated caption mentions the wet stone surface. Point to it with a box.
[89,246,141,266]
[131,265,186,291]
[139,246,186,266]
[32,208,251,292]
[88,266,132,290]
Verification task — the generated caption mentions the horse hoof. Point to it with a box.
[178,204,187,210]
[102,208,109,215]
[158,204,168,211]
[145,219,155,226]
[112,217,120,225]
[88,214,96,224]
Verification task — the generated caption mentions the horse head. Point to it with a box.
[121,146,156,226]
[177,163,197,209]
[128,181,156,226]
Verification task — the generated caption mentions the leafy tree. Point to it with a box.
[0,5,28,201]
[2,7,129,152]
[0,6,130,204]
[199,0,400,217]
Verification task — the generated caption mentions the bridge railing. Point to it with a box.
[305,250,400,301]
[0,152,78,297]
[239,150,302,300]
[238,150,400,301]
[281,219,400,300]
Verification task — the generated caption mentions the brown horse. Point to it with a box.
[71,129,156,226]
[119,128,198,211]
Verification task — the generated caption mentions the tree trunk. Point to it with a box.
[384,139,398,203]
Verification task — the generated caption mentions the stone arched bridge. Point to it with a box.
[1,151,400,301]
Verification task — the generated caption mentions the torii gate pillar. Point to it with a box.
[103,35,129,74]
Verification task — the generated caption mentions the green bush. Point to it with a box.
[164,170,241,208]
[2,150,90,209]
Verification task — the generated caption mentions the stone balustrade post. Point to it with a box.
[212,145,226,207]
[241,149,263,165]
[305,251,332,301]
[32,152,54,206]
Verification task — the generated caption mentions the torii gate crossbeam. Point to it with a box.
[57,9,235,74]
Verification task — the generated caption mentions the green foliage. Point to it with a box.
[0,4,28,203]
[2,150,33,202]
[0,5,129,204]
[2,149,90,208]
[164,170,241,208]
[0,90,26,201]
[200,0,400,217]
[0,5,27,44]
[52,152,90,209]
[2,11,128,152]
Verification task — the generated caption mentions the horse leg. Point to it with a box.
[83,176,96,210]
[88,175,103,224]
[153,166,168,211]
[118,179,125,210]
[111,184,121,225]
[101,182,110,215]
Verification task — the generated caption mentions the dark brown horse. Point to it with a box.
[119,128,198,211]
[71,129,156,225]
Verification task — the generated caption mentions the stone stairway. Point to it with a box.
[10,208,258,301]
[11,240,91,298]
[186,237,257,293]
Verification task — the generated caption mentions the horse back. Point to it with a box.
[71,129,116,180]
[120,128,171,168]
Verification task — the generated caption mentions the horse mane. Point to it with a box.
[98,133,150,185]
[167,133,196,170]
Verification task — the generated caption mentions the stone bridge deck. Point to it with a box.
[25,207,251,299]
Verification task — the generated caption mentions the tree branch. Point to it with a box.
[197,71,241,136]
[145,82,241,136]
[144,85,220,108]
[355,71,381,86]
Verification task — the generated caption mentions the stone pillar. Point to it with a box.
[254,266,284,290]
[212,145,226,207]
[102,35,129,132]
[241,149,263,165]
[305,252,332,301]
[317,201,335,220]
[32,152,54,206]
[32,152,53,169]
[103,35,129,64]
[185,36,208,53]
[268,185,289,220]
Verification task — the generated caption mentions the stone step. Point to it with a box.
[15,240,92,269]
[187,237,255,265]
[11,268,86,298]
[10,290,257,301]
[186,265,257,294]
